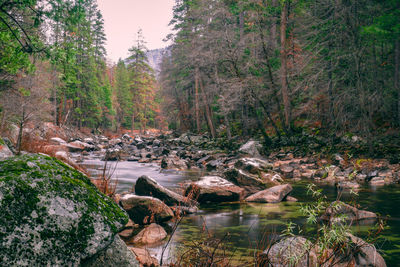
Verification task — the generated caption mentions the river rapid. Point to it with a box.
[80,157,400,266]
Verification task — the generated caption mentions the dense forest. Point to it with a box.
[0,0,160,148]
[160,0,400,153]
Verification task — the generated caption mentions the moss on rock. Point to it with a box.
[0,154,128,266]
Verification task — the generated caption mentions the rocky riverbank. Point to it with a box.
[0,124,395,266]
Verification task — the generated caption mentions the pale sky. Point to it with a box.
[97,0,175,63]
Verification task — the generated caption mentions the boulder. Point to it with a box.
[224,168,267,195]
[259,236,317,266]
[135,175,197,207]
[234,157,272,174]
[0,154,128,266]
[245,184,293,203]
[238,140,262,157]
[67,140,94,152]
[50,137,67,145]
[82,236,140,267]
[119,194,174,225]
[320,201,377,223]
[184,176,245,204]
[0,137,13,160]
[103,148,121,161]
[132,223,167,245]
[337,181,360,190]
[280,165,294,178]
[130,247,159,266]
[259,235,386,267]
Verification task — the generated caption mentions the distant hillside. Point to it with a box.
[145,47,170,77]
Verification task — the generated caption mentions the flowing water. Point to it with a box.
[80,158,400,266]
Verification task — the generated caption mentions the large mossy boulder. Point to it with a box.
[0,154,129,266]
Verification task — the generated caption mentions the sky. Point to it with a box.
[97,0,175,63]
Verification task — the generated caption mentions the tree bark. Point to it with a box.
[280,0,291,130]
[194,67,201,133]
[199,76,216,138]
[395,38,400,124]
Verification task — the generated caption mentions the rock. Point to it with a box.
[206,159,222,171]
[370,177,385,185]
[184,176,245,204]
[320,201,377,223]
[132,223,167,245]
[130,247,159,266]
[344,234,387,267]
[50,137,67,145]
[0,154,128,266]
[0,137,13,160]
[110,138,123,146]
[260,235,386,267]
[119,194,174,225]
[135,175,197,207]
[245,184,293,203]
[259,236,317,266]
[224,168,267,195]
[234,157,272,174]
[356,173,367,182]
[238,140,262,157]
[161,157,187,170]
[104,148,121,161]
[280,165,294,178]
[82,236,140,267]
[285,196,298,202]
[337,181,360,189]
[67,140,94,152]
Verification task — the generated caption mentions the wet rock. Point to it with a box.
[135,175,197,207]
[104,148,121,161]
[224,168,267,195]
[0,154,128,266]
[370,177,385,186]
[160,157,187,170]
[337,181,360,190]
[320,201,377,222]
[234,157,272,174]
[238,140,262,157]
[285,195,298,202]
[132,223,167,245]
[245,184,293,203]
[119,194,174,225]
[82,236,140,267]
[344,234,387,267]
[130,247,159,266]
[184,176,245,204]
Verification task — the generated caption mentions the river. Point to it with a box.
[80,158,400,266]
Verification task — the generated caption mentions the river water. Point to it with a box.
[80,159,400,266]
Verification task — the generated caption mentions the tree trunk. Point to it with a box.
[16,109,25,155]
[131,113,135,134]
[395,38,399,124]
[194,67,201,133]
[199,76,216,138]
[280,0,291,131]
[270,0,278,50]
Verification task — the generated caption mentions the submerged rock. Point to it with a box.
[135,175,197,207]
[184,176,245,204]
[0,154,128,266]
[245,184,293,203]
[130,247,159,266]
[119,194,174,225]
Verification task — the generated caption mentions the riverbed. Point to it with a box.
[80,158,400,266]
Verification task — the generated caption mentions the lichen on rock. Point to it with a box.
[0,154,129,266]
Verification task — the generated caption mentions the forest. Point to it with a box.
[0,0,399,266]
